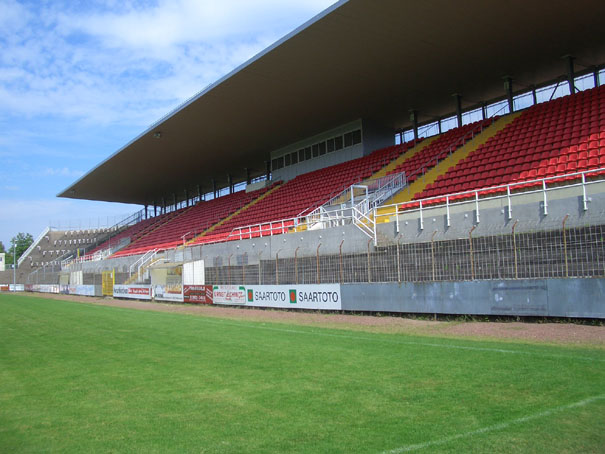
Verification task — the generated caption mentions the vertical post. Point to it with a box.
[542,180,548,216]
[395,204,400,233]
[410,110,419,141]
[481,102,487,120]
[431,231,437,281]
[185,189,189,207]
[396,240,401,284]
[419,200,424,230]
[594,66,600,87]
[446,196,451,227]
[265,161,271,181]
[469,226,476,280]
[581,172,588,211]
[566,55,575,94]
[512,220,519,279]
[562,214,569,278]
[339,240,345,284]
[475,191,480,223]
[507,185,512,220]
[504,76,514,113]
[245,168,251,185]
[316,243,322,284]
[453,93,462,127]
[367,239,372,283]
[275,250,281,285]
[258,251,263,285]
[212,179,217,199]
[227,174,233,194]
[294,246,300,285]
[13,239,16,290]
[531,85,538,105]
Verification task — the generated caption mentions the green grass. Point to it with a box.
[0,294,604,453]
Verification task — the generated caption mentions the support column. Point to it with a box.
[531,85,538,105]
[153,203,157,217]
[453,94,462,127]
[227,174,233,194]
[197,184,201,202]
[481,103,487,120]
[566,55,576,93]
[594,66,600,87]
[409,110,419,140]
[504,77,514,113]
[185,188,189,207]
[144,205,148,220]
[212,179,217,199]
[162,197,166,214]
[437,118,442,134]
[265,161,271,181]
[245,168,251,185]
[172,193,177,210]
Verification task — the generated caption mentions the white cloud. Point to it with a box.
[40,167,85,178]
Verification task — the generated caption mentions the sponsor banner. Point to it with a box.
[61,285,70,294]
[69,285,97,297]
[183,285,213,304]
[25,284,34,292]
[32,284,60,294]
[154,284,184,303]
[213,285,246,305]
[113,285,152,300]
[0,285,9,292]
[245,285,342,310]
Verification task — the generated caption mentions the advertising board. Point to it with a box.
[183,285,213,304]
[69,285,97,297]
[113,285,152,300]
[212,285,246,305]
[154,284,183,302]
[0,285,9,292]
[212,284,342,310]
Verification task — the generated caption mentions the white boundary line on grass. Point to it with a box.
[382,394,605,453]
[197,317,605,363]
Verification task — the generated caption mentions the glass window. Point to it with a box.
[298,149,305,162]
[291,151,298,165]
[352,129,362,145]
[307,146,313,160]
[318,142,326,155]
[334,135,343,151]
[327,138,335,153]
[284,154,291,166]
[344,132,353,148]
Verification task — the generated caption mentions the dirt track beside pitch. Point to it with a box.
[16,292,605,348]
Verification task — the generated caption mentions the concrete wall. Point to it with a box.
[377,180,605,244]
[341,278,605,318]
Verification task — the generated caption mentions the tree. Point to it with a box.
[6,233,34,266]
[0,241,5,253]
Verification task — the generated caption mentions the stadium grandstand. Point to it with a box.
[3,0,605,317]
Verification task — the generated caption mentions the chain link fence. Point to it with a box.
[206,222,605,285]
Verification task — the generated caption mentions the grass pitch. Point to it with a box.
[0,294,604,453]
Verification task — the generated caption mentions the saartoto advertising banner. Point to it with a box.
[213,284,342,310]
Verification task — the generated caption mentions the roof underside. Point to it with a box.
[60,0,605,205]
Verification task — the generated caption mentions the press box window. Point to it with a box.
[334,135,343,151]
[344,132,354,147]
[284,154,291,166]
[272,157,284,170]
[327,138,335,153]
[291,151,298,165]
[318,142,327,155]
[305,147,312,160]
[352,129,361,144]
[298,149,305,162]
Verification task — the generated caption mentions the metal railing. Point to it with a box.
[376,167,605,230]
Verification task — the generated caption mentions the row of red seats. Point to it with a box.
[388,119,493,183]
[192,141,421,245]
[413,84,605,203]
[113,186,276,256]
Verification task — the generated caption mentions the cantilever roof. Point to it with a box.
[59,0,605,205]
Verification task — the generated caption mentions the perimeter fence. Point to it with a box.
[206,222,605,285]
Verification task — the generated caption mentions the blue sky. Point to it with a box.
[0,0,336,248]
